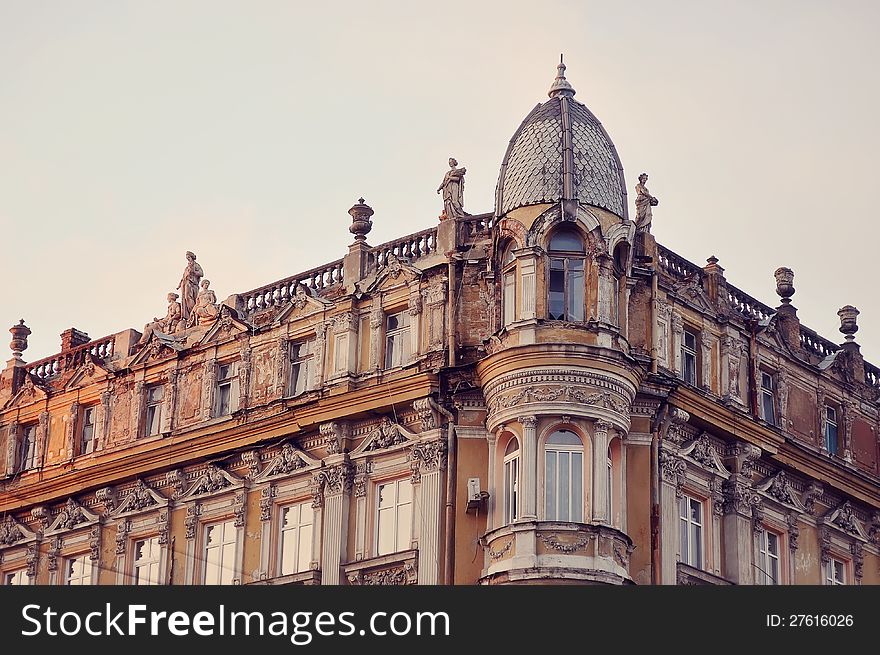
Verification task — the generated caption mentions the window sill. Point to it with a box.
[247,570,321,586]
[343,549,418,586]
[676,562,733,585]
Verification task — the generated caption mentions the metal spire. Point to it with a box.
[548,53,576,98]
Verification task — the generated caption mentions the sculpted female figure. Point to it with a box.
[634,173,659,233]
[437,157,467,219]
[177,251,204,321]
[190,279,220,326]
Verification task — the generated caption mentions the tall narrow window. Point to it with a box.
[681,328,698,386]
[547,229,585,322]
[79,406,96,455]
[611,275,621,326]
[64,555,93,585]
[757,529,780,585]
[606,446,613,523]
[501,243,516,327]
[679,495,704,569]
[279,502,314,575]
[544,430,584,522]
[289,341,314,397]
[761,372,776,426]
[4,569,28,585]
[824,405,839,455]
[20,424,37,472]
[825,558,846,585]
[216,363,237,416]
[376,478,412,556]
[502,438,519,525]
[133,536,162,585]
[144,385,164,437]
[384,312,411,369]
[203,520,237,585]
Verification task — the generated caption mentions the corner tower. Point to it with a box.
[477,59,641,584]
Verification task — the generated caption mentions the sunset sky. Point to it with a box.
[1,0,878,363]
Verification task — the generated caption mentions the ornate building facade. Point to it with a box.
[2,61,879,586]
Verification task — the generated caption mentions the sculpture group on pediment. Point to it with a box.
[136,292,183,347]
[365,417,408,451]
[188,279,220,327]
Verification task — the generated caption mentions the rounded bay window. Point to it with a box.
[547,228,585,321]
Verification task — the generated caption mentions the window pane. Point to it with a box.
[762,391,775,425]
[567,263,584,321]
[683,352,697,385]
[503,273,516,325]
[397,502,412,552]
[547,430,581,446]
[572,452,583,522]
[377,507,394,555]
[218,384,231,415]
[549,259,565,320]
[545,452,556,519]
[558,452,570,522]
[549,230,584,253]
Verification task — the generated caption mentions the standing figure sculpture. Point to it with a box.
[634,173,659,233]
[189,279,220,327]
[177,251,204,322]
[437,157,467,220]
[137,293,183,347]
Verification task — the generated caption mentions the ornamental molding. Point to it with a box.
[319,421,350,455]
[821,501,869,542]
[45,498,101,535]
[485,539,513,560]
[352,417,419,454]
[538,532,592,553]
[252,442,318,483]
[679,433,731,478]
[312,462,354,504]
[259,484,277,521]
[801,481,824,516]
[755,471,807,513]
[0,515,37,548]
[483,368,634,404]
[721,475,761,518]
[347,559,418,586]
[172,464,243,501]
[411,398,438,432]
[659,448,686,495]
[408,439,448,482]
[487,385,630,418]
[107,480,168,518]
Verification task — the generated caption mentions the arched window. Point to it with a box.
[548,228,585,321]
[502,438,520,525]
[544,430,584,522]
[501,242,517,327]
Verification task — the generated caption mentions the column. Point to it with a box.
[700,331,714,393]
[412,440,446,585]
[592,421,612,524]
[319,459,352,585]
[596,255,614,324]
[658,445,685,585]
[408,287,422,360]
[671,312,684,377]
[518,416,537,520]
[369,301,383,371]
[721,474,756,584]
[486,428,499,528]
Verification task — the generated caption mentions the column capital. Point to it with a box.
[518,415,538,430]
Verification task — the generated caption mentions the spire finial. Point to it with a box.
[548,53,576,98]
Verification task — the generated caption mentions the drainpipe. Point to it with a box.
[650,269,659,374]
[747,319,759,418]
[447,260,457,368]
[650,401,668,585]
[428,396,456,586]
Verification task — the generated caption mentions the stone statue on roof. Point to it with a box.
[437,158,468,220]
[177,251,204,321]
[137,292,183,347]
[634,173,659,233]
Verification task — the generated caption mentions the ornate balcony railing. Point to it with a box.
[799,326,839,360]
[725,284,774,322]
[656,245,703,279]
[26,335,116,380]
[237,259,344,314]
[366,227,439,274]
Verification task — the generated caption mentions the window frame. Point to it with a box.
[277,501,315,576]
[547,229,586,322]
[143,384,164,437]
[384,311,411,370]
[824,404,839,455]
[201,519,238,585]
[542,429,585,523]
[501,437,520,526]
[78,405,97,456]
[63,553,95,586]
[288,339,314,398]
[501,242,517,327]
[215,361,239,417]
[679,493,705,570]
[4,568,29,586]
[756,528,781,585]
[19,423,38,472]
[681,327,699,386]
[760,371,777,426]
[132,535,163,586]
[374,477,413,557]
[825,556,847,586]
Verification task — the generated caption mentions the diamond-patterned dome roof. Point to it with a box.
[495,61,627,219]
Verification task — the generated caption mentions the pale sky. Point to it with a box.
[1,1,878,365]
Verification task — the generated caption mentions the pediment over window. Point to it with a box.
[274,284,333,325]
[3,375,48,410]
[106,480,168,517]
[171,464,244,501]
[679,433,730,478]
[64,357,112,391]
[45,498,100,535]
[128,333,187,367]
[195,307,252,347]
[351,418,420,455]
[0,515,37,547]
[822,500,869,542]
[251,442,320,483]
[361,254,422,295]
[755,470,807,512]
[671,276,717,317]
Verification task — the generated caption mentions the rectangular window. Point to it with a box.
[825,405,839,455]
[682,328,698,386]
[144,385,164,437]
[79,406,96,455]
[289,341,313,397]
[216,363,237,416]
[64,555,93,585]
[133,536,162,585]
[757,529,780,585]
[825,557,846,585]
[279,502,314,575]
[203,520,237,585]
[20,424,38,471]
[761,372,776,426]
[503,451,518,525]
[4,569,29,585]
[384,312,411,369]
[679,495,704,569]
[502,270,516,326]
[544,444,584,522]
[549,258,585,322]
[376,478,413,556]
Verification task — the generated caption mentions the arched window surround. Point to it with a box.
[538,422,592,523]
